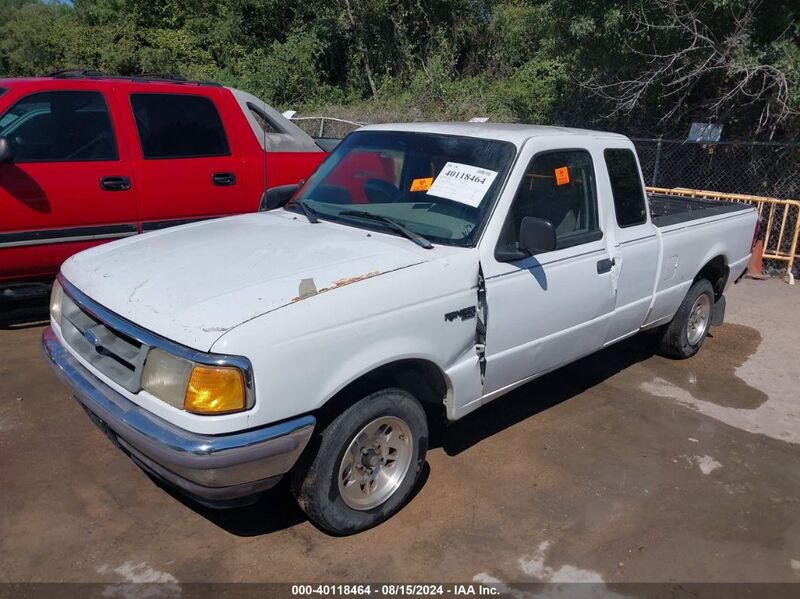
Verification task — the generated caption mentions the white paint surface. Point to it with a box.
[97,562,180,599]
[682,454,722,475]
[694,455,722,475]
[475,541,632,598]
[518,542,605,583]
[98,561,178,583]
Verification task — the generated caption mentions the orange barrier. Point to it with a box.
[647,187,800,285]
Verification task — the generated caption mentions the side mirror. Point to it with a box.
[259,183,300,211]
[0,137,12,164]
[519,216,556,255]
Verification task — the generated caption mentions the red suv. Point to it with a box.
[0,71,327,300]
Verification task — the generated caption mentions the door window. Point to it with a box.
[0,91,117,162]
[130,93,230,159]
[604,149,648,227]
[498,149,600,255]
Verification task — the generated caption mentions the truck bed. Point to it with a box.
[648,193,753,227]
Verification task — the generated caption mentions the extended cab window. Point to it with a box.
[498,150,600,255]
[131,93,230,159]
[0,91,117,162]
[605,149,647,227]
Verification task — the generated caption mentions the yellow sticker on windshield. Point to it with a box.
[555,166,570,186]
[410,177,434,192]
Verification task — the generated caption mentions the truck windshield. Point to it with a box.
[287,130,516,246]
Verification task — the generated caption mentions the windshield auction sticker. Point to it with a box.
[427,162,499,207]
[410,177,434,192]
[554,166,570,186]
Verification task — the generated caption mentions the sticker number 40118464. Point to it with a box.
[426,162,499,207]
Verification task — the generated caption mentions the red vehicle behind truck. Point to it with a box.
[0,71,327,300]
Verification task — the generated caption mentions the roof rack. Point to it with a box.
[50,69,104,79]
[47,69,221,87]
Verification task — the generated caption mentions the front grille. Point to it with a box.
[60,293,150,392]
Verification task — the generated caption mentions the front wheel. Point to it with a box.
[291,388,428,534]
[658,278,715,359]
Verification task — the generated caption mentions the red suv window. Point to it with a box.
[0,91,117,162]
[130,93,230,159]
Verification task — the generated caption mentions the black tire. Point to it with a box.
[291,388,428,534]
[658,278,715,359]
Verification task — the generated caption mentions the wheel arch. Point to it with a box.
[694,254,729,298]
[315,358,451,429]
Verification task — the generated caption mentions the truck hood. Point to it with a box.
[61,211,434,350]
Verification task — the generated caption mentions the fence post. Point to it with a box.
[652,136,663,187]
[318,118,325,138]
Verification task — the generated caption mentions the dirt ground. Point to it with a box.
[1,277,799,585]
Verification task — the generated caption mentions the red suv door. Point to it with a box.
[118,87,253,231]
[0,86,138,283]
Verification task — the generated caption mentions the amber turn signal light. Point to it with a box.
[184,365,246,414]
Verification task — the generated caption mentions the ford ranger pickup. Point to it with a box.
[42,123,757,534]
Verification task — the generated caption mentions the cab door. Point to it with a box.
[480,145,616,397]
[601,147,660,344]
[118,87,251,232]
[0,87,137,282]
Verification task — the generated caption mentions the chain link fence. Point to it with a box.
[632,139,800,200]
[634,139,800,278]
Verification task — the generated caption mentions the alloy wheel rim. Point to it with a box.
[338,416,413,511]
[687,294,711,345]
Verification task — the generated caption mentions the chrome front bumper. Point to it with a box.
[42,327,315,504]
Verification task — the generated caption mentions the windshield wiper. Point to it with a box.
[294,199,319,224]
[339,210,433,249]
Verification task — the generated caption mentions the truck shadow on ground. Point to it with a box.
[432,332,662,456]
[156,464,432,537]
[433,321,763,456]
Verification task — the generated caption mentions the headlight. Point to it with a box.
[49,280,64,325]
[141,348,193,409]
[141,348,247,414]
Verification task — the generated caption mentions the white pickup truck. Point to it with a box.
[43,123,757,534]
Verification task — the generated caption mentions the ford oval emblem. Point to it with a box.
[84,329,102,350]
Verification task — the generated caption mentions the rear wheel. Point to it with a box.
[291,388,428,534]
[658,278,715,359]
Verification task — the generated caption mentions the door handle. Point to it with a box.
[212,172,236,186]
[99,176,131,192]
[596,257,616,274]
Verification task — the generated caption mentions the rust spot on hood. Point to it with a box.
[328,271,381,288]
[291,271,382,303]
